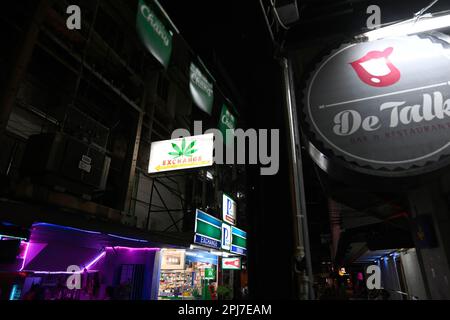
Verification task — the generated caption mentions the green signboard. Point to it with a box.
[194,209,222,250]
[204,268,216,280]
[136,0,173,68]
[218,104,236,144]
[231,226,247,256]
[190,63,214,115]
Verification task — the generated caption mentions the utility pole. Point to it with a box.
[281,57,315,300]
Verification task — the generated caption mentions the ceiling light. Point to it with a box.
[358,12,450,42]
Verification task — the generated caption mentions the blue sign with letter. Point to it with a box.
[194,234,221,250]
[222,223,231,251]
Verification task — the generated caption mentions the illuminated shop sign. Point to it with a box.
[304,34,450,176]
[218,104,236,144]
[222,193,237,225]
[204,268,216,280]
[160,249,185,270]
[148,134,214,173]
[194,210,222,250]
[222,257,242,270]
[190,63,214,115]
[231,226,247,256]
[136,0,173,68]
[221,223,232,251]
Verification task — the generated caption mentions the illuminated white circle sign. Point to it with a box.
[305,34,450,175]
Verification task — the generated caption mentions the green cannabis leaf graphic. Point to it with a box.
[168,139,197,158]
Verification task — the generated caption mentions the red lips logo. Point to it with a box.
[350,47,401,87]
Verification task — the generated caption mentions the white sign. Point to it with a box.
[222,257,241,270]
[222,223,232,251]
[222,194,236,225]
[148,133,214,173]
[161,249,186,270]
[78,161,91,173]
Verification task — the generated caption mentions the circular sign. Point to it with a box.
[304,34,450,175]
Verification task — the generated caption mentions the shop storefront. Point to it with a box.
[158,249,218,300]
[0,208,248,301]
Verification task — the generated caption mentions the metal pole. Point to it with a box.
[281,56,315,299]
[146,178,156,230]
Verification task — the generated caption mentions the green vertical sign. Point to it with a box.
[204,268,216,280]
[136,0,173,69]
[190,63,214,115]
[218,104,236,144]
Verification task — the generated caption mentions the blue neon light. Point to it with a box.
[32,223,149,243]
[106,234,148,243]
[32,223,101,235]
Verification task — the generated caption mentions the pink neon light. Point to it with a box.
[85,251,106,270]
[19,242,30,271]
[106,246,160,252]
[29,271,97,275]
[21,246,159,274]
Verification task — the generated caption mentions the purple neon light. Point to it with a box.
[29,271,97,275]
[106,246,160,252]
[19,242,30,271]
[85,251,106,270]
[23,251,106,274]
[22,246,159,274]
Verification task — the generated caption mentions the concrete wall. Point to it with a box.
[400,249,427,300]
[409,185,450,299]
[379,257,403,300]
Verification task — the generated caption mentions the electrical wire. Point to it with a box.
[269,0,290,30]
[414,0,439,22]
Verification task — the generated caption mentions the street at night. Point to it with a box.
[1,0,450,316]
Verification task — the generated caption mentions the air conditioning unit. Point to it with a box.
[21,132,110,197]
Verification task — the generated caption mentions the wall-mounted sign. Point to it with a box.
[148,134,214,173]
[222,194,236,225]
[136,0,173,68]
[218,104,236,144]
[231,226,247,256]
[194,210,222,250]
[304,34,450,175]
[160,249,185,270]
[221,223,232,251]
[190,63,214,115]
[222,257,242,270]
[78,154,92,173]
